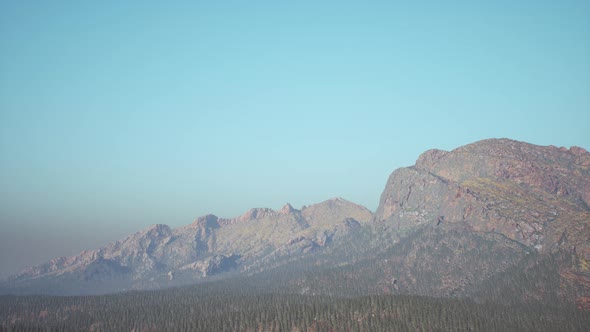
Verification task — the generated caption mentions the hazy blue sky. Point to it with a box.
[1,1,589,277]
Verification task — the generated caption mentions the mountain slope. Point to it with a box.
[2,198,372,295]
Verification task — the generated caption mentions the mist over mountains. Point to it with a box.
[2,138,590,310]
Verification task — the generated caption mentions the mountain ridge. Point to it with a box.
[4,197,372,294]
[2,138,589,309]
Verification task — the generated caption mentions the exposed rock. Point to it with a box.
[81,258,130,282]
[415,149,449,170]
[180,255,240,278]
[375,138,590,253]
[279,203,297,215]
[188,215,220,229]
[5,197,373,294]
[218,208,276,226]
[301,198,372,228]
[373,138,590,305]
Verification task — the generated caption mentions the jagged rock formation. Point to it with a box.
[178,254,240,278]
[4,198,372,294]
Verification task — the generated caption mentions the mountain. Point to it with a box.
[1,198,372,295]
[2,138,589,311]
[370,138,590,309]
[374,138,590,252]
[306,138,589,307]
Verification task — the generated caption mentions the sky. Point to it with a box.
[1,0,589,278]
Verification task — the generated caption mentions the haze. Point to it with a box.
[1,1,589,278]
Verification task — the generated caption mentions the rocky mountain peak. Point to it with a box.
[279,203,297,215]
[570,145,589,157]
[415,149,449,171]
[326,197,349,205]
[189,214,220,229]
[239,208,275,221]
[143,224,172,234]
[375,138,590,256]
[410,139,590,206]
[218,208,277,226]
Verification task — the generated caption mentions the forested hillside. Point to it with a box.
[2,280,589,332]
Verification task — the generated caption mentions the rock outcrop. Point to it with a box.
[374,138,590,255]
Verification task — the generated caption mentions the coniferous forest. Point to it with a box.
[2,272,590,332]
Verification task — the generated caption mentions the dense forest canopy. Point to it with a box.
[2,282,589,332]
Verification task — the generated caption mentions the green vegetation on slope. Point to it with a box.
[1,283,588,332]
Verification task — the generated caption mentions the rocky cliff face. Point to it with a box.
[373,138,590,308]
[375,138,590,252]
